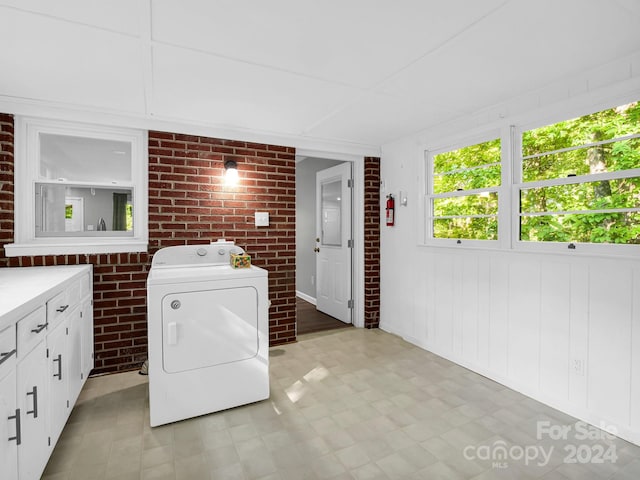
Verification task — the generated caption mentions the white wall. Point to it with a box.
[379,52,640,445]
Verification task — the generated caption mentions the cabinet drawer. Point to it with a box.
[47,290,69,326]
[47,277,81,327]
[0,324,17,377]
[17,305,47,359]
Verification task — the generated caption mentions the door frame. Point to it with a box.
[297,149,365,328]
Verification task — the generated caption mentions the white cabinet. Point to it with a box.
[0,323,18,480]
[0,265,93,480]
[68,307,84,408]
[16,342,48,480]
[47,318,68,446]
[1,369,18,480]
[80,298,94,384]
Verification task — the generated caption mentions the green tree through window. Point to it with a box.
[429,138,501,241]
[520,102,640,245]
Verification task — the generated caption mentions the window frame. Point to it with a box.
[6,116,148,256]
[422,129,509,249]
[512,103,640,256]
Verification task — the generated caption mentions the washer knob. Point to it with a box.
[196,248,207,257]
[218,249,226,256]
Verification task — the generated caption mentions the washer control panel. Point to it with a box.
[151,241,245,267]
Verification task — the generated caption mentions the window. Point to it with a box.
[425,136,502,245]
[516,101,640,250]
[6,117,148,256]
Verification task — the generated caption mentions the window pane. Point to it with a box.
[521,212,640,244]
[522,101,640,181]
[523,137,640,182]
[321,179,341,246]
[434,217,498,240]
[434,138,501,172]
[40,133,132,183]
[434,164,501,193]
[520,177,640,213]
[433,192,498,217]
[35,184,134,237]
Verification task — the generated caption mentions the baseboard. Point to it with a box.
[296,291,316,305]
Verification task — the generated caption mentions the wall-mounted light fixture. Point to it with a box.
[224,159,239,186]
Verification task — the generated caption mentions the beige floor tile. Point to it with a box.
[45,329,640,480]
[376,451,419,479]
[335,443,370,469]
[141,461,175,480]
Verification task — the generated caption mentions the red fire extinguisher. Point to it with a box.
[386,194,395,226]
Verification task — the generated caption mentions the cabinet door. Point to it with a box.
[81,298,94,381]
[67,306,83,406]
[17,341,49,480]
[0,369,18,480]
[47,320,68,445]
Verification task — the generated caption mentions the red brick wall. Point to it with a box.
[0,114,14,259]
[364,157,381,328]
[0,115,296,374]
[147,131,296,346]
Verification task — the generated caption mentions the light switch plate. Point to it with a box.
[255,212,269,227]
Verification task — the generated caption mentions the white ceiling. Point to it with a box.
[1,0,639,152]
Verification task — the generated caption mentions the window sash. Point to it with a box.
[6,116,148,257]
[425,136,502,244]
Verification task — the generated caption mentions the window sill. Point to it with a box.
[4,240,148,257]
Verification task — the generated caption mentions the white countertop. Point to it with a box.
[0,265,90,331]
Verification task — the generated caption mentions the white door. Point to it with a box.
[64,196,84,232]
[67,306,83,406]
[162,287,258,373]
[0,369,18,480]
[47,320,68,445]
[17,341,50,480]
[316,162,352,323]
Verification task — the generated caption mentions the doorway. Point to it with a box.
[295,156,354,336]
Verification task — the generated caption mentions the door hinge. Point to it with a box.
[348,299,354,309]
[347,179,353,188]
[48,437,51,447]
[80,311,83,318]
[81,373,84,380]
[347,239,354,248]
[67,400,70,408]
[46,348,49,358]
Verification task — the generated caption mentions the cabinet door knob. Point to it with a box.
[31,323,48,334]
[8,408,21,445]
[53,354,63,380]
[27,386,39,418]
[0,349,16,366]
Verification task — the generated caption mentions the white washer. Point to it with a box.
[147,241,269,427]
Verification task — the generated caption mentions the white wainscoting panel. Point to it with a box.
[382,248,640,445]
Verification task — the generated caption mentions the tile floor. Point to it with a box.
[43,329,640,480]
